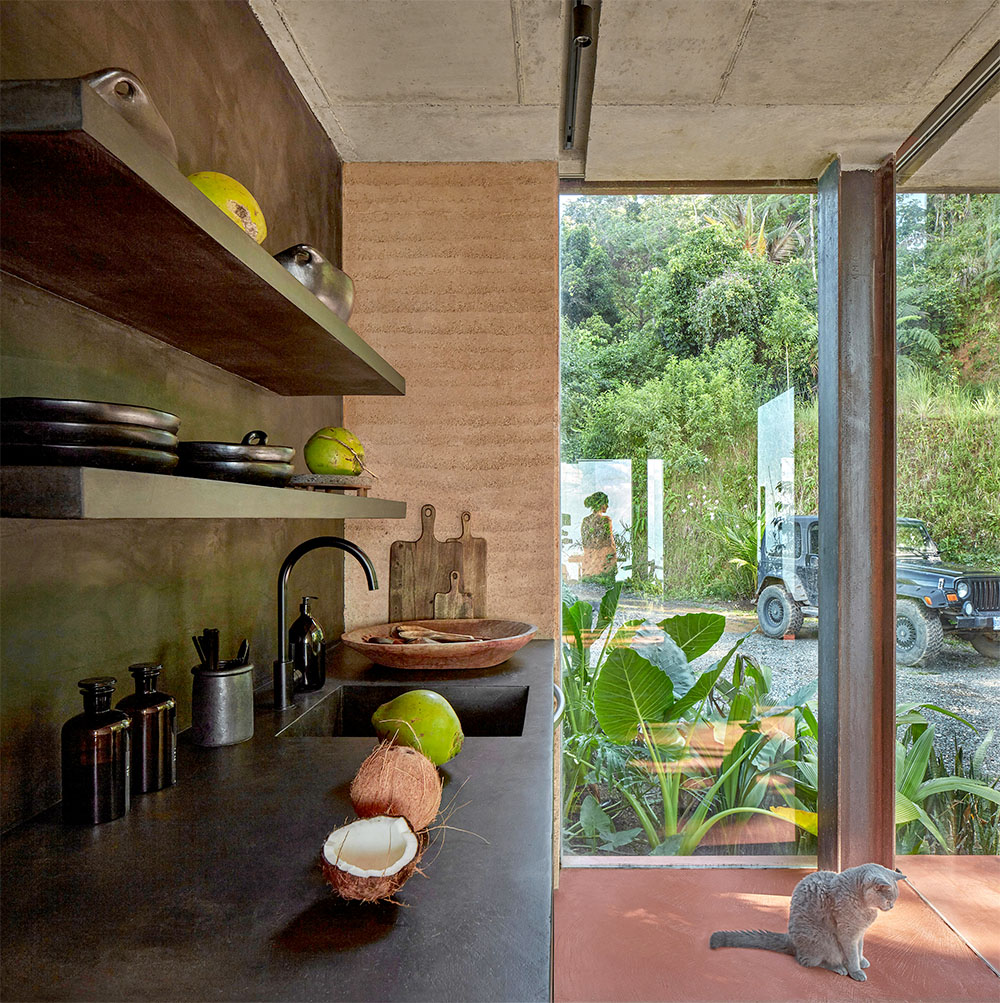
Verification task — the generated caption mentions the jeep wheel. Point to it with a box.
[895,599,943,666]
[757,585,804,638]
[965,631,999,661]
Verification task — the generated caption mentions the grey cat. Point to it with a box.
[709,863,906,981]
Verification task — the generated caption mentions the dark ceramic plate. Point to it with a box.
[1,419,178,450]
[175,460,294,487]
[1,397,180,434]
[0,442,179,473]
[178,440,294,464]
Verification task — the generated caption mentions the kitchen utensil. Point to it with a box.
[201,629,219,671]
[434,570,475,619]
[190,660,254,747]
[341,619,537,671]
[0,419,177,450]
[192,635,207,665]
[236,639,250,666]
[177,430,294,464]
[274,244,354,321]
[445,511,487,617]
[174,459,294,487]
[389,504,461,622]
[83,67,179,168]
[0,443,179,473]
[1,398,180,433]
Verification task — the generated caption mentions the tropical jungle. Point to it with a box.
[558,193,1000,858]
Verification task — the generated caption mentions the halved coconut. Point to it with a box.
[350,742,443,831]
[321,815,421,901]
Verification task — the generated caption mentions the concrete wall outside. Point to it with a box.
[0,1,345,830]
[341,162,561,639]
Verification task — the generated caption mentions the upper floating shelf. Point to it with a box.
[0,78,404,397]
[0,465,407,521]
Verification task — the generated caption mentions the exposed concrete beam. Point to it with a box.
[897,41,1000,186]
[560,178,815,194]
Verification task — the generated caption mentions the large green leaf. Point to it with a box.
[896,701,978,734]
[593,648,674,742]
[562,600,593,649]
[658,611,726,661]
[898,727,935,799]
[896,790,949,850]
[579,794,610,837]
[595,582,623,634]
[915,777,1000,806]
[667,657,730,722]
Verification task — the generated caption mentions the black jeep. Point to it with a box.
[756,516,1000,665]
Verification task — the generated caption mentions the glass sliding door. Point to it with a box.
[559,193,821,861]
[894,191,1000,857]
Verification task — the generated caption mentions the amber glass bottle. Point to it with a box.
[117,662,177,794]
[61,677,130,824]
[290,595,326,692]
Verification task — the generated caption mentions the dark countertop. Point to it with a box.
[1,640,555,1003]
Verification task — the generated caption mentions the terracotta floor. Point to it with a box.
[553,858,999,1003]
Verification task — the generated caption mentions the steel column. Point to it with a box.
[817,159,897,871]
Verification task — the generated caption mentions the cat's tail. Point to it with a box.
[709,929,794,953]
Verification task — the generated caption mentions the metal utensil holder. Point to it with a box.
[190,660,254,746]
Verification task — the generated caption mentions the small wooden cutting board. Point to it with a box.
[446,511,487,617]
[389,504,460,622]
[434,570,475,619]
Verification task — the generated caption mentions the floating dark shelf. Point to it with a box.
[0,465,407,520]
[0,78,404,397]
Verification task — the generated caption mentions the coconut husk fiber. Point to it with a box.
[350,742,443,831]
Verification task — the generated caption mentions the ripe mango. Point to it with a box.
[188,171,267,244]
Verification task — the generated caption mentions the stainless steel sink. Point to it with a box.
[277,683,529,738]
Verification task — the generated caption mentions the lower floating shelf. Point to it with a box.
[0,466,407,520]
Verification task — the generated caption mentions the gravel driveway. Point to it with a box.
[568,583,1000,778]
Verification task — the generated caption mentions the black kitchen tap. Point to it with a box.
[273,536,378,710]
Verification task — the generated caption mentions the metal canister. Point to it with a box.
[190,661,254,747]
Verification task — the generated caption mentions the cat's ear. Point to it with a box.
[893,869,906,881]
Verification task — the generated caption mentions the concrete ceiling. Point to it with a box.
[250,0,1000,189]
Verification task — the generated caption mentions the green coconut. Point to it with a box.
[371,689,464,766]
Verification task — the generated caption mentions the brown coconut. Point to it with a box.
[350,742,443,831]
[321,815,423,902]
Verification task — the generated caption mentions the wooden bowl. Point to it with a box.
[340,619,537,670]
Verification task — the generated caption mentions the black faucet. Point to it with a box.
[273,536,378,710]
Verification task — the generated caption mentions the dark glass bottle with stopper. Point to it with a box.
[290,595,326,692]
[61,677,130,824]
[117,662,177,794]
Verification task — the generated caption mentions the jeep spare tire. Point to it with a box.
[757,585,804,638]
[895,598,943,666]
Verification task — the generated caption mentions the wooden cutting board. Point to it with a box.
[434,570,475,619]
[389,504,460,622]
[446,511,487,617]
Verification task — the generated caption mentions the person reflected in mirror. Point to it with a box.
[581,491,617,579]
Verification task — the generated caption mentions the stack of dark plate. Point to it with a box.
[176,430,294,487]
[1,398,180,473]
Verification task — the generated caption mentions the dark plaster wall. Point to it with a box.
[1,1,348,829]
[0,0,342,261]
